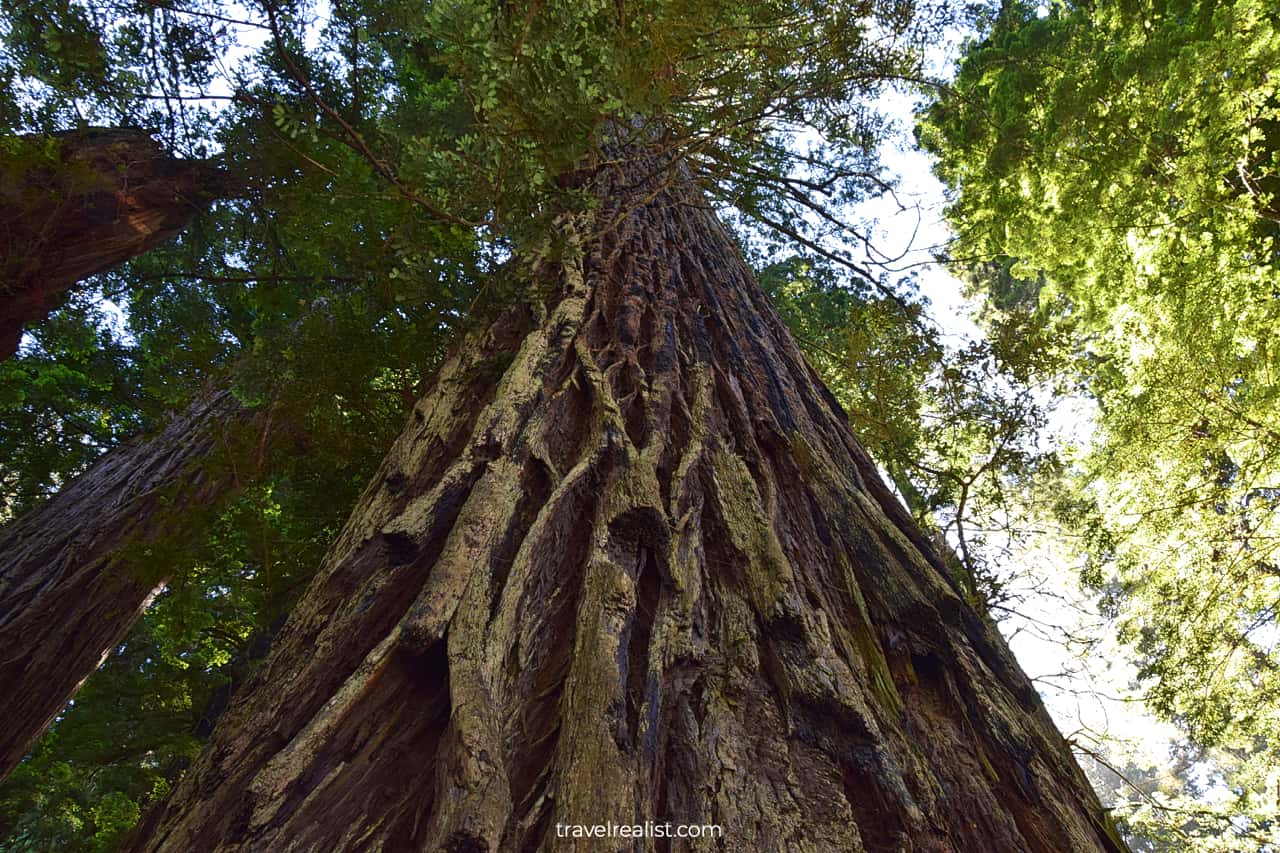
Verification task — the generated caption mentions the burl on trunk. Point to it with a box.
[124,159,1126,851]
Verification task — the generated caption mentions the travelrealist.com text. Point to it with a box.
[554,822,724,839]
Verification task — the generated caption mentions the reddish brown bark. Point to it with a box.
[0,390,256,781]
[0,128,235,358]
[123,159,1126,851]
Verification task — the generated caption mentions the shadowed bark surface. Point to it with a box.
[0,128,234,358]
[0,390,256,780]
[123,159,1127,852]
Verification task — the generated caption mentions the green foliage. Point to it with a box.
[923,0,1280,846]
[1080,741,1280,853]
[0,297,153,517]
[0,0,244,148]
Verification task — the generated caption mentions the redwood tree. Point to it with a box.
[0,389,257,780]
[123,160,1126,852]
[0,126,245,775]
[0,128,235,358]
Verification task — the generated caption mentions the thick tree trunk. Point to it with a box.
[0,390,254,780]
[124,162,1126,852]
[0,128,235,358]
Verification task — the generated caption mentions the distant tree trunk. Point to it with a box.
[0,128,235,358]
[125,160,1126,852]
[0,390,255,781]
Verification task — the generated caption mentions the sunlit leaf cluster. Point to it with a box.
[922,0,1280,847]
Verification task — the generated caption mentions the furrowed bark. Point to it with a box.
[0,390,255,780]
[0,128,236,358]
[125,160,1126,852]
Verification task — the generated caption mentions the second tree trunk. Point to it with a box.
[0,390,254,779]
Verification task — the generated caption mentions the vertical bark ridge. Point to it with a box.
[124,163,1125,852]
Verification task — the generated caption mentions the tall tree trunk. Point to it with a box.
[0,128,235,358]
[0,390,255,780]
[124,161,1125,852]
